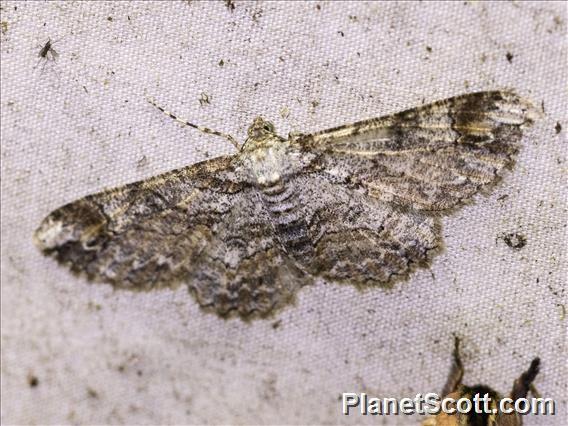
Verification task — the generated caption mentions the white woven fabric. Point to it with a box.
[1,1,565,425]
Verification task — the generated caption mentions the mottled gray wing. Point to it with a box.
[268,172,439,286]
[296,91,538,211]
[285,91,537,285]
[35,156,309,317]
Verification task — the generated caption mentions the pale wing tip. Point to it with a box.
[517,95,544,123]
[33,216,65,251]
[33,231,45,250]
[494,92,542,127]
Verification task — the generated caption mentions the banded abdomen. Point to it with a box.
[259,179,314,259]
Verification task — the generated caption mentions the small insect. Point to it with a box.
[423,337,541,426]
[34,91,538,318]
[37,38,59,64]
[35,37,62,77]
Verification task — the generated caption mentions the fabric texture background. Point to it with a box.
[1,1,566,425]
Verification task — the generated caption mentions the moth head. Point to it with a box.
[247,117,276,139]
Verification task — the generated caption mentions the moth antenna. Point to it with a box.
[147,97,240,150]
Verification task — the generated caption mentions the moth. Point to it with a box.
[423,337,541,426]
[34,91,538,318]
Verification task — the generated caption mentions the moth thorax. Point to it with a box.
[257,171,282,187]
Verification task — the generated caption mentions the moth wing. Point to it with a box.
[271,172,439,286]
[35,156,309,317]
[283,91,538,286]
[187,197,310,317]
[295,91,538,211]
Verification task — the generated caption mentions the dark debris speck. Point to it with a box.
[502,232,527,250]
[28,375,39,387]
